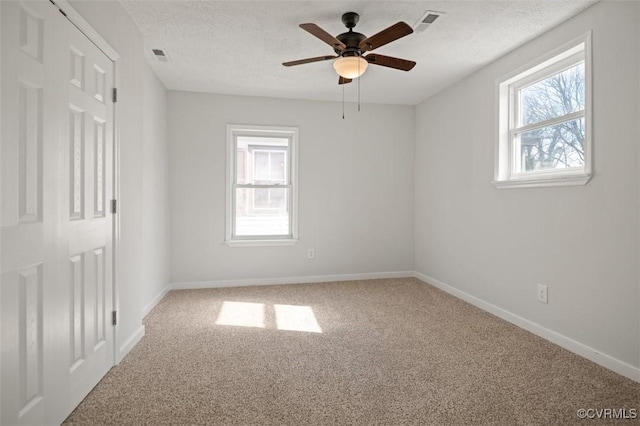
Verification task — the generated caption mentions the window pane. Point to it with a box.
[253,188,287,209]
[270,152,285,181]
[235,187,290,236]
[252,150,286,183]
[236,136,288,184]
[520,62,585,127]
[517,117,585,172]
[254,151,269,180]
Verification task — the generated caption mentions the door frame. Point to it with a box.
[51,0,121,365]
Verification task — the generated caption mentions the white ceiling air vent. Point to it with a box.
[414,10,444,33]
[152,48,170,62]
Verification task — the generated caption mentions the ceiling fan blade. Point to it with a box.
[283,55,337,67]
[365,53,416,71]
[359,22,413,52]
[300,23,346,50]
[338,76,352,85]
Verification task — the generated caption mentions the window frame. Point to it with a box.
[494,32,592,188]
[225,124,299,247]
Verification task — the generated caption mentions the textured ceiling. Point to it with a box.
[120,0,599,105]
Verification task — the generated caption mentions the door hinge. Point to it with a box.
[112,88,118,103]
[110,199,117,214]
[112,311,117,326]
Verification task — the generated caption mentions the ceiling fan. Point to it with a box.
[283,12,416,85]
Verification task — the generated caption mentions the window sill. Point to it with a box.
[225,239,298,247]
[493,173,591,189]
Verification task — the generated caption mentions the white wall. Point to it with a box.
[414,0,639,374]
[168,92,415,285]
[69,0,169,359]
[141,68,170,314]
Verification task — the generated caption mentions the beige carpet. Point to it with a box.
[64,278,639,425]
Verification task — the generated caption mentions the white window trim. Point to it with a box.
[494,32,592,189]
[225,124,299,247]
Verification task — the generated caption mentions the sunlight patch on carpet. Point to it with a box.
[215,301,265,328]
[214,301,322,333]
[275,304,322,333]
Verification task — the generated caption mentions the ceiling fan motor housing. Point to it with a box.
[336,13,366,56]
[335,32,366,56]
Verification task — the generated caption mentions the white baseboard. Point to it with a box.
[117,325,145,363]
[171,270,414,290]
[141,285,171,318]
[413,272,640,383]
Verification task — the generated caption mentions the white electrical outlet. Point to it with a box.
[307,248,315,259]
[537,284,548,304]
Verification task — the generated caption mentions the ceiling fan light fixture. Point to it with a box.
[333,56,368,79]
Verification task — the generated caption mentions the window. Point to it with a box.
[495,33,592,188]
[226,125,298,246]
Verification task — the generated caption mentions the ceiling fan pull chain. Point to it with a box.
[358,65,361,112]
[342,84,345,119]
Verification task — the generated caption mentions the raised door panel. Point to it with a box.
[69,254,85,372]
[69,106,85,221]
[93,118,106,218]
[17,265,44,418]
[17,82,42,223]
[0,265,45,426]
[92,247,106,350]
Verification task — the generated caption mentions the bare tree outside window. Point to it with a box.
[517,62,585,171]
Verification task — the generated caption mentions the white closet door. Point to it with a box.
[62,5,115,410]
[1,1,115,424]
